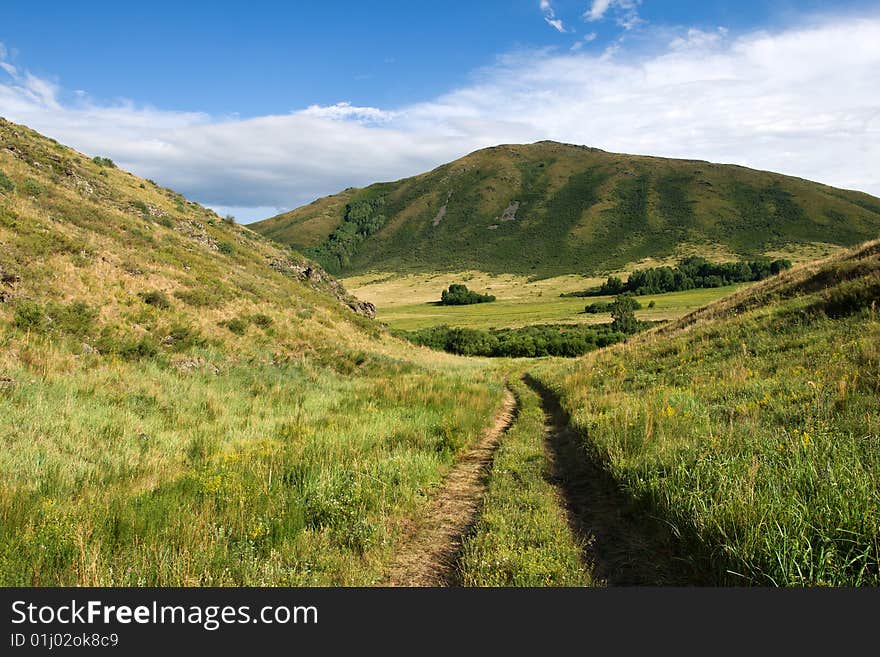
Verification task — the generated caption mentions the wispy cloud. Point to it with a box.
[540,0,567,33]
[585,0,642,30]
[1,14,879,222]
[585,0,613,21]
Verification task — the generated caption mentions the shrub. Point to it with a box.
[439,283,496,306]
[0,171,15,194]
[91,156,116,168]
[22,179,46,197]
[397,322,639,358]
[584,302,611,314]
[49,301,97,337]
[250,313,274,329]
[175,288,226,308]
[131,200,149,216]
[138,290,171,309]
[222,214,236,225]
[163,324,206,351]
[13,301,46,331]
[217,241,235,255]
[578,257,795,298]
[223,317,249,335]
[118,336,160,361]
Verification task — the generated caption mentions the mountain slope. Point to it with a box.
[0,118,505,586]
[253,141,880,278]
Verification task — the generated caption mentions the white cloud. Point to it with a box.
[585,0,642,30]
[1,16,879,221]
[299,102,394,125]
[586,0,613,21]
[545,18,566,33]
[540,1,567,33]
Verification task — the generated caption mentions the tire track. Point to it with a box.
[524,374,706,585]
[385,387,518,586]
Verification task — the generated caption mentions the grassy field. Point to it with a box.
[532,241,880,585]
[456,376,590,586]
[0,346,503,585]
[346,270,746,330]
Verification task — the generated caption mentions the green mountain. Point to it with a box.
[253,141,880,277]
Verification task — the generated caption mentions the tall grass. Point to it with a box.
[0,346,502,585]
[535,277,880,585]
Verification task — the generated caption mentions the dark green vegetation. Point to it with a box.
[439,283,496,306]
[534,240,880,585]
[396,322,633,358]
[609,294,641,334]
[91,156,116,168]
[304,194,388,273]
[254,141,880,278]
[567,256,794,297]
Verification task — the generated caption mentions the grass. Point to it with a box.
[456,376,591,586]
[4,116,880,588]
[0,349,503,585]
[253,140,880,278]
[531,242,880,585]
[347,270,745,330]
[0,117,506,586]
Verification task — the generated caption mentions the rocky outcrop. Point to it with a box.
[268,257,376,319]
[0,267,19,303]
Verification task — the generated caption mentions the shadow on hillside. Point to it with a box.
[523,374,713,586]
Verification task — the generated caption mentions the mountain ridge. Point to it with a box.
[253,140,880,278]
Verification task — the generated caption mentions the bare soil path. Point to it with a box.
[524,374,707,585]
[385,387,518,586]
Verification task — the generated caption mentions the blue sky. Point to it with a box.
[1,1,879,221]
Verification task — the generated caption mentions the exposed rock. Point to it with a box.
[268,257,376,318]
[499,201,520,222]
[175,220,220,251]
[171,356,220,375]
[81,343,99,355]
[433,191,453,226]
[0,377,15,390]
[0,267,19,303]
[0,268,20,285]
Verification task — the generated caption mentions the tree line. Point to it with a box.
[395,320,648,358]
[563,256,793,298]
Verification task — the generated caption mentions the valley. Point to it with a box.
[1,117,878,587]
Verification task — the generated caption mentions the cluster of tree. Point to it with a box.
[566,256,793,298]
[396,322,636,358]
[307,196,387,273]
[584,297,647,314]
[439,283,496,305]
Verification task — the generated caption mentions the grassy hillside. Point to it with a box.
[253,141,880,278]
[531,240,880,585]
[0,117,505,585]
